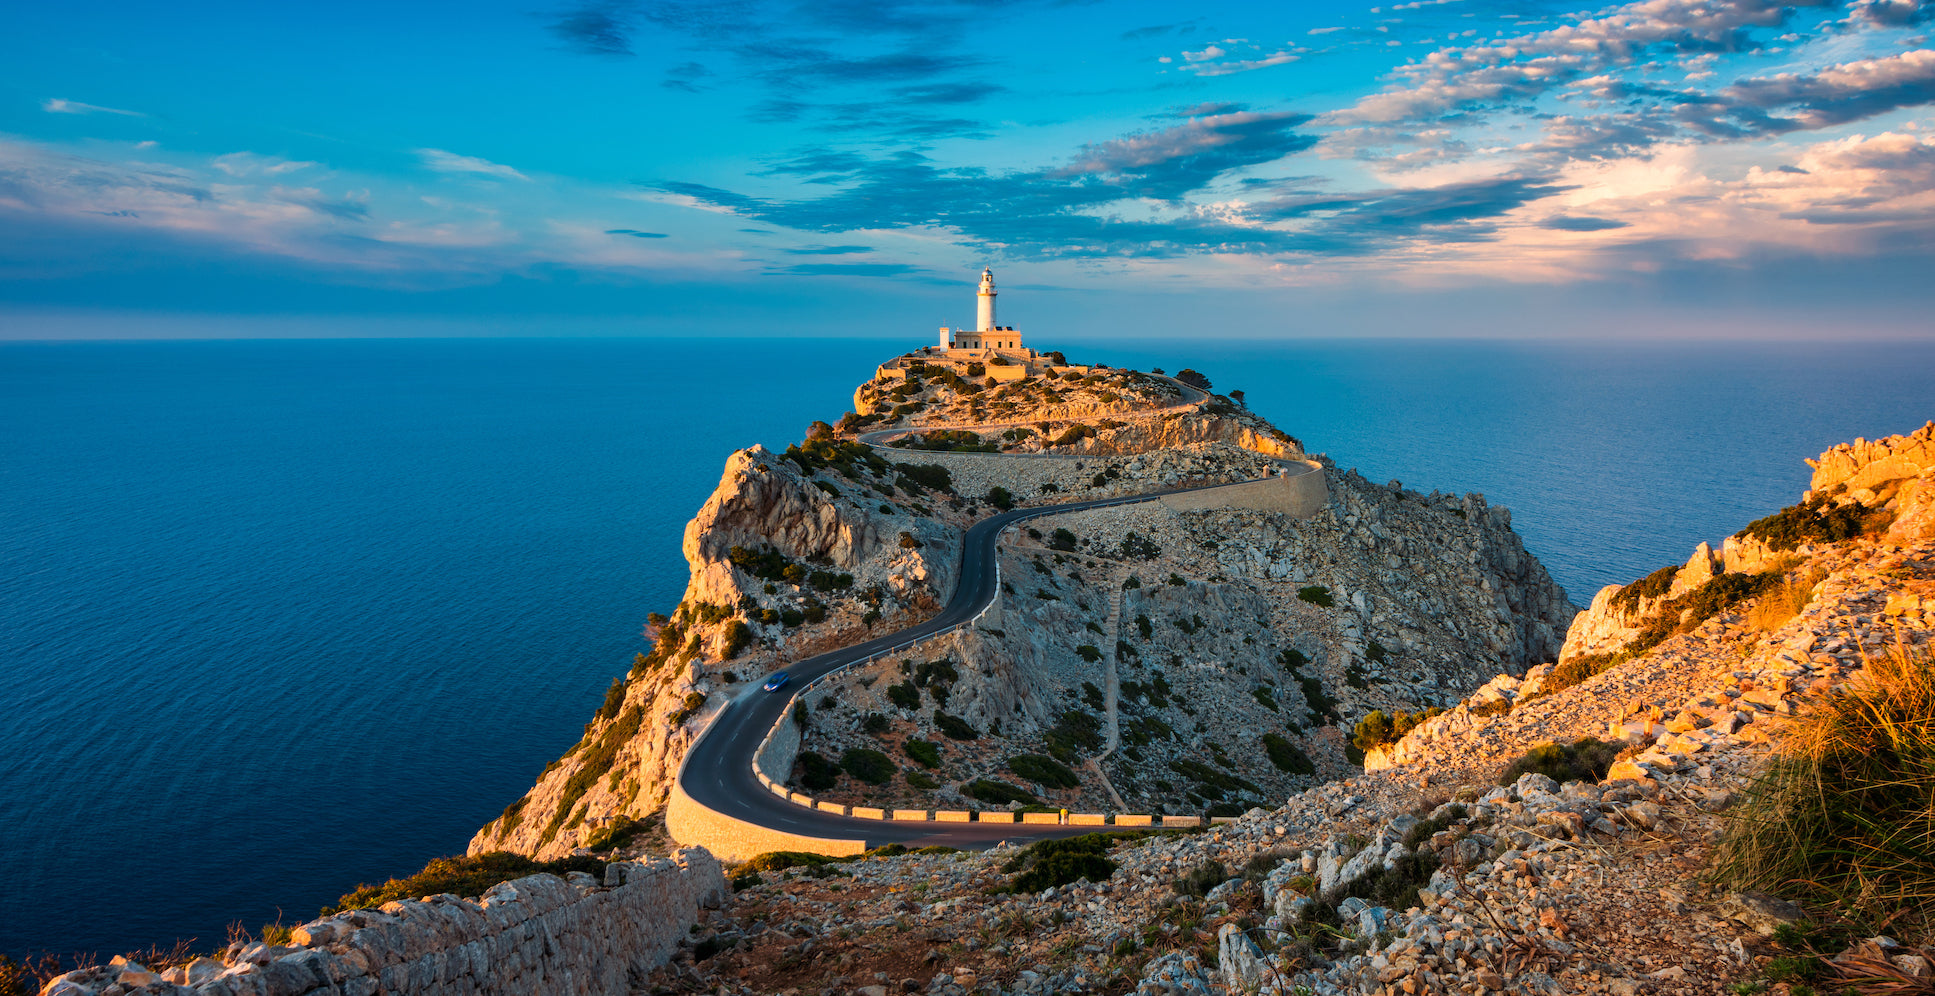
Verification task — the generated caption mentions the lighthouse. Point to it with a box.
[936,268,1026,353]
[976,267,997,332]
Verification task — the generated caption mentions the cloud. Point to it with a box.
[1540,214,1631,229]
[1847,0,1934,27]
[784,244,872,254]
[1122,21,1199,40]
[774,262,924,276]
[415,149,530,181]
[42,98,145,117]
[1322,0,1827,126]
[1722,48,1935,129]
[1055,111,1318,200]
[605,228,668,237]
[547,3,635,56]
[212,152,317,177]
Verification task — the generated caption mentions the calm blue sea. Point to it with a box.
[3,336,1930,958]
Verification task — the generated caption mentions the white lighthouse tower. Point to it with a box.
[976,267,997,332]
[936,267,1026,354]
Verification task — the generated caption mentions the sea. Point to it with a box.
[3,336,1931,959]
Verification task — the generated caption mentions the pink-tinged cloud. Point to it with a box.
[415,149,530,181]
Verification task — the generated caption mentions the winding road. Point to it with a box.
[676,464,1318,851]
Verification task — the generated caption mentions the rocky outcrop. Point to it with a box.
[680,445,962,617]
[1563,421,1935,663]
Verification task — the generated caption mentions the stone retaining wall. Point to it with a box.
[42,851,726,996]
[664,777,867,864]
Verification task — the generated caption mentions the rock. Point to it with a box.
[857,987,889,996]
[1215,923,1266,991]
[1720,891,1810,936]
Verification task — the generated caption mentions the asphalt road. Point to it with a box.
[676,476,1274,850]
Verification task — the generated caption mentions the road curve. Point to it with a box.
[677,467,1311,851]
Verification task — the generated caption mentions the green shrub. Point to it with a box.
[998,835,1122,897]
[1174,859,1228,896]
[1009,754,1081,789]
[327,852,606,913]
[1044,710,1103,762]
[1251,687,1279,712]
[904,738,941,768]
[721,621,753,660]
[906,770,940,790]
[1076,644,1103,663]
[986,486,1015,509]
[964,778,1039,806]
[1611,563,1680,612]
[1119,531,1161,559]
[595,676,627,721]
[798,750,840,790]
[1262,734,1316,775]
[861,712,891,734]
[1352,708,1443,753]
[893,463,954,494]
[1297,585,1334,607]
[1495,738,1620,787]
[1549,570,1784,696]
[1007,834,1119,892]
[1049,527,1078,551]
[583,813,654,851]
[840,748,896,785]
[1739,492,1891,551]
[887,681,921,709]
[1712,645,1935,933]
[728,545,793,581]
[737,850,844,874]
[933,710,979,740]
[1329,847,1442,910]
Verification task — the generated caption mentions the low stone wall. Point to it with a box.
[43,851,726,996]
[1158,463,1327,517]
[664,776,867,864]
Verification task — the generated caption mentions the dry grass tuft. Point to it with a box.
[1747,566,1823,633]
[1712,641,1935,942]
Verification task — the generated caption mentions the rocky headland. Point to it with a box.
[466,354,1574,859]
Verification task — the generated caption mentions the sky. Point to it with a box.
[1,0,1932,339]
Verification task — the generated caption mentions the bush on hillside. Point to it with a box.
[963,778,1038,807]
[798,751,840,791]
[1739,492,1892,551]
[904,738,941,768]
[1495,738,1620,787]
[933,710,979,740]
[1262,733,1316,775]
[1711,644,1935,937]
[327,852,605,914]
[1004,834,1118,892]
[840,748,896,785]
[1008,754,1081,789]
[1297,585,1335,607]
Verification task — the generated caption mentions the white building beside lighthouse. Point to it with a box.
[938,268,1025,353]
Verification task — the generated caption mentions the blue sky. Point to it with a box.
[1,0,1931,339]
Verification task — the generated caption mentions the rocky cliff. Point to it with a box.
[468,351,1575,858]
[1560,420,1935,663]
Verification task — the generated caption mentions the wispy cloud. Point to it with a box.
[606,228,668,237]
[42,98,145,117]
[415,149,529,181]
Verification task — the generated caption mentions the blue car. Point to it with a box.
[762,672,791,692]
